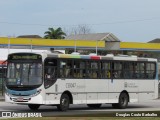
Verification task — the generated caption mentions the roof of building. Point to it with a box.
[17,35,42,38]
[148,38,160,43]
[65,33,120,42]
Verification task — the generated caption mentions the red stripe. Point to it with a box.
[90,56,100,60]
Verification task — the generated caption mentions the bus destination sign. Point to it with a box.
[8,54,42,60]
[12,55,38,60]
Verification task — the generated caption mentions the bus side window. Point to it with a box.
[112,62,122,79]
[146,63,156,79]
[59,60,72,78]
[101,62,110,79]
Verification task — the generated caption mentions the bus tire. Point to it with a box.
[87,104,102,108]
[28,104,40,110]
[57,94,70,111]
[117,92,129,109]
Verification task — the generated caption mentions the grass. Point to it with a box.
[1,117,160,120]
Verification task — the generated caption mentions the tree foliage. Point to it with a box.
[71,24,91,35]
[44,27,66,39]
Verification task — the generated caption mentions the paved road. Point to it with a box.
[0,99,160,117]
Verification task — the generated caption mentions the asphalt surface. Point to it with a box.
[0,99,160,117]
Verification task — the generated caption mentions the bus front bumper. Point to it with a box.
[5,93,44,104]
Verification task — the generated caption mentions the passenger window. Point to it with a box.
[146,63,156,79]
[101,62,111,79]
[59,60,72,78]
[124,62,135,79]
[73,61,85,78]
[112,62,122,79]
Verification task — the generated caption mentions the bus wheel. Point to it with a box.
[117,92,129,109]
[28,104,40,110]
[87,104,102,108]
[57,94,70,111]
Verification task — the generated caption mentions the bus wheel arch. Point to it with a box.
[120,90,130,102]
[57,91,73,111]
[118,90,129,109]
[62,91,73,104]
[112,90,129,109]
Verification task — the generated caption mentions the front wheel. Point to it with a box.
[28,104,40,110]
[57,94,70,111]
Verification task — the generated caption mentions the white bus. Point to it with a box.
[5,52,158,111]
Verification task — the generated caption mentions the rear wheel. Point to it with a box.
[57,94,70,111]
[28,104,40,110]
[118,92,129,109]
[112,92,129,109]
[87,104,102,108]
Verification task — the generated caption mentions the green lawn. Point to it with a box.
[1,117,160,120]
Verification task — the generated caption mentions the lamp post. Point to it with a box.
[8,36,10,54]
[30,39,32,52]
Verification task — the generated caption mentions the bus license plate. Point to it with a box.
[17,97,23,101]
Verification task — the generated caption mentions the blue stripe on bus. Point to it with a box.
[7,89,37,96]
[81,56,90,59]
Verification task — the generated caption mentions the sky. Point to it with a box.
[0,0,160,42]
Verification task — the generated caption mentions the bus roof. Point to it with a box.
[43,53,157,62]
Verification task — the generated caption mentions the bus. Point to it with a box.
[5,52,158,111]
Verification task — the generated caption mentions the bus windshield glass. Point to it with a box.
[6,62,42,86]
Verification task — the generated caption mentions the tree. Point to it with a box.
[76,24,91,34]
[44,27,66,39]
[71,24,92,35]
[63,24,92,35]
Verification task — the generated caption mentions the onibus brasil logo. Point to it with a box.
[1,112,42,118]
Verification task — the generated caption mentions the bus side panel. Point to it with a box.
[125,80,139,103]
[45,83,60,104]
[154,80,159,99]
[85,79,108,103]
[60,79,86,104]
[138,80,155,102]
[108,79,125,103]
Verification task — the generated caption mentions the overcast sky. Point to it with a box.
[0,0,160,42]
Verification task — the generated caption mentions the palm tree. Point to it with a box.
[44,27,66,39]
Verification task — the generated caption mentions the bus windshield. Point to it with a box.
[6,62,42,86]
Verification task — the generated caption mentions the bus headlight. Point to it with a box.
[30,89,42,97]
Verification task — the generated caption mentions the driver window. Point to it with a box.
[44,58,57,89]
